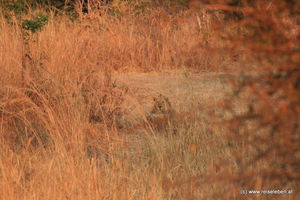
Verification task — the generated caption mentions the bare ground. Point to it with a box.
[113,71,231,115]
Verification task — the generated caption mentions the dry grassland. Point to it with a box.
[0,3,298,200]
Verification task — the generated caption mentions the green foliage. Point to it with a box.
[0,0,76,20]
[22,13,49,33]
[0,0,27,15]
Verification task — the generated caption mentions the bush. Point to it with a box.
[209,0,300,198]
[22,13,49,33]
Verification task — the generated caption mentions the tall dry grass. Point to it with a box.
[0,1,298,199]
[0,4,237,200]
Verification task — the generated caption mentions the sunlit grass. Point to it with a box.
[0,2,298,199]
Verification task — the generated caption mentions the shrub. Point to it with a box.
[22,13,49,33]
[206,0,300,198]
